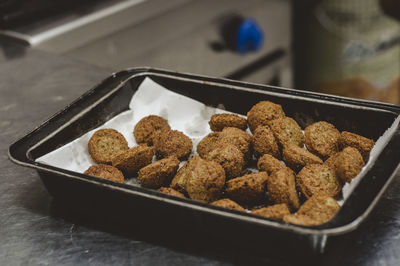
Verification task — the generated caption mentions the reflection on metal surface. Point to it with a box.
[25,0,145,46]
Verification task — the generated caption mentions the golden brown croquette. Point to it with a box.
[297,194,340,224]
[336,147,365,183]
[219,127,252,162]
[170,156,225,202]
[252,204,290,220]
[247,101,285,133]
[203,143,245,179]
[157,187,185,198]
[304,121,340,159]
[88,128,129,164]
[269,117,304,147]
[283,214,321,226]
[251,126,280,158]
[111,144,154,176]
[211,198,246,212]
[134,115,171,145]
[267,167,300,211]
[196,132,221,158]
[282,144,323,171]
[138,156,180,188]
[324,152,341,170]
[84,164,124,183]
[185,157,226,202]
[339,131,374,162]
[155,130,193,160]
[170,156,199,193]
[209,113,247,131]
[257,154,287,175]
[226,172,269,205]
[296,164,342,198]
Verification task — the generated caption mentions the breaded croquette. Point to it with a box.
[196,132,221,158]
[282,144,323,171]
[209,113,247,131]
[185,157,226,202]
[339,131,374,162]
[134,115,171,145]
[257,154,287,175]
[251,125,280,158]
[112,144,154,176]
[297,194,340,224]
[296,164,342,198]
[203,143,245,179]
[88,128,129,164]
[324,152,341,170]
[304,121,340,159]
[84,164,124,183]
[226,172,269,205]
[283,214,321,226]
[171,156,225,202]
[269,117,304,147]
[252,204,290,220]
[219,127,251,162]
[211,198,246,212]
[336,146,365,183]
[138,156,180,188]
[170,156,199,193]
[268,167,300,211]
[155,130,192,160]
[158,187,185,198]
[247,101,285,133]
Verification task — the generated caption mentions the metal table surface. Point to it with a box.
[1,40,400,266]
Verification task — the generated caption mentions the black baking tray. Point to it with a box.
[8,68,400,259]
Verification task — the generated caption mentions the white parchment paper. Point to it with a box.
[36,77,400,204]
[36,77,232,173]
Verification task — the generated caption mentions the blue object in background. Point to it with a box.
[236,18,264,54]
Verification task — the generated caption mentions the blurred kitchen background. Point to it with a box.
[1,0,399,104]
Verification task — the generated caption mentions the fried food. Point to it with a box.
[324,152,340,170]
[111,144,154,176]
[339,131,374,162]
[198,127,251,162]
[269,117,304,147]
[297,194,340,224]
[138,156,180,188]
[257,154,286,175]
[252,204,290,220]
[247,101,285,133]
[209,113,247,131]
[251,126,280,158]
[282,144,323,171]
[154,130,193,160]
[304,121,340,159]
[203,143,245,179]
[283,214,321,226]
[170,156,197,193]
[296,164,342,198]
[196,132,221,158]
[134,115,170,145]
[226,172,269,205]
[185,158,226,202]
[157,187,185,198]
[219,127,252,162]
[171,156,225,202]
[211,198,246,212]
[267,167,300,211]
[88,128,129,164]
[84,164,124,183]
[336,147,365,183]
